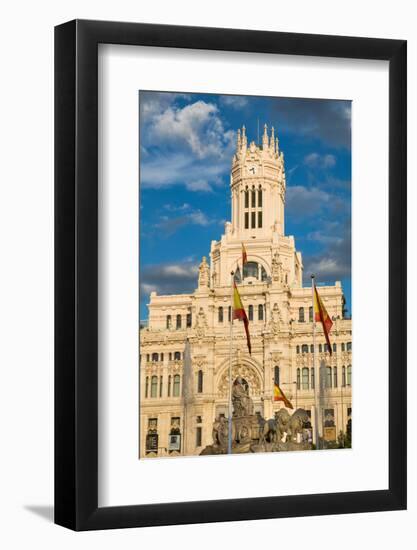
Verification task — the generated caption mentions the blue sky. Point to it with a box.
[139,91,351,320]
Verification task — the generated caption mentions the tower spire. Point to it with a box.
[242,125,247,149]
[270,126,275,151]
[262,123,268,149]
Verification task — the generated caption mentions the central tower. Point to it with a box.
[230,124,286,238]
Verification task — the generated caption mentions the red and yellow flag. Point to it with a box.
[273,383,293,409]
[313,282,333,354]
[233,281,251,355]
[241,242,248,266]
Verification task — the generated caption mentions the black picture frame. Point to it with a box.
[55,19,407,531]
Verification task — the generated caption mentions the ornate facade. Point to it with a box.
[139,125,352,458]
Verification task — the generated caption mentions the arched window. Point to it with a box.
[168,375,172,396]
[145,376,149,398]
[296,345,300,354]
[174,351,181,360]
[347,342,352,351]
[197,370,203,393]
[341,343,345,352]
[311,368,315,389]
[296,368,301,390]
[251,187,256,207]
[146,354,150,362]
[326,367,332,388]
[186,313,192,327]
[168,352,172,361]
[173,374,181,397]
[258,187,262,207]
[166,315,171,329]
[160,353,164,362]
[176,314,182,329]
[258,211,263,228]
[251,211,256,228]
[309,306,313,322]
[347,365,352,386]
[218,306,224,323]
[159,376,163,397]
[243,261,258,279]
[324,343,330,353]
[151,352,158,362]
[248,305,253,321]
[228,306,231,322]
[244,188,249,208]
[302,367,309,390]
[332,343,337,353]
[274,366,280,385]
[342,366,346,387]
[299,307,305,322]
[333,367,338,388]
[258,304,264,321]
[319,344,322,353]
[310,344,314,353]
[151,375,158,398]
[301,344,308,354]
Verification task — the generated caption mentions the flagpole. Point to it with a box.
[228,271,235,455]
[311,274,320,450]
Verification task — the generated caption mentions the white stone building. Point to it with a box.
[139,125,352,458]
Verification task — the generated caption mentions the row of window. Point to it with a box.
[244,186,263,209]
[295,365,352,390]
[244,186,263,229]
[296,342,352,354]
[142,351,183,363]
[298,306,313,323]
[244,211,263,229]
[144,371,204,398]
[218,303,265,323]
[166,313,192,330]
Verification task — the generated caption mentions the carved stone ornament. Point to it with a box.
[218,363,261,398]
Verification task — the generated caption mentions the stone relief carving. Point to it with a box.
[195,307,208,340]
[268,303,282,335]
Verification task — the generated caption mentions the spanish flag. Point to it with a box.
[313,282,333,354]
[241,242,248,266]
[233,281,251,355]
[273,383,293,409]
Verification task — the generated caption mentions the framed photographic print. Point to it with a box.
[55,20,407,531]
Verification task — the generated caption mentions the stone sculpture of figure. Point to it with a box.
[271,252,283,283]
[198,256,210,288]
[232,377,254,417]
[212,416,221,446]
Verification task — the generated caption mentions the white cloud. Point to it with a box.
[140,94,235,191]
[220,96,248,109]
[149,100,233,159]
[185,180,213,192]
[304,152,336,169]
[286,185,331,217]
[140,260,200,297]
